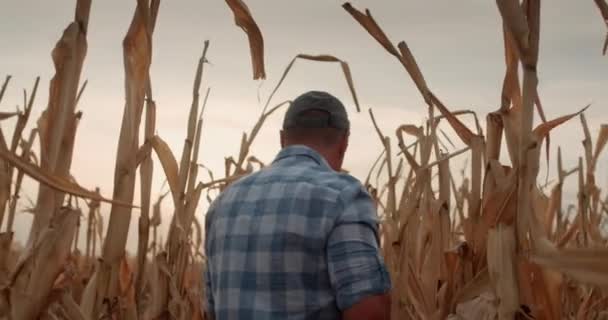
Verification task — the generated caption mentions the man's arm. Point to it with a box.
[343,294,390,320]
[327,185,391,320]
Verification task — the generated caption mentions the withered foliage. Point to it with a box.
[1,1,607,319]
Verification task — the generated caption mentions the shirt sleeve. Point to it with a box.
[327,184,391,311]
[204,202,217,319]
[204,260,215,319]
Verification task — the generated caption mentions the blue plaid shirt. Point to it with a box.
[204,145,391,320]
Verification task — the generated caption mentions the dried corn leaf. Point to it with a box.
[293,54,361,112]
[475,178,517,268]
[225,0,265,79]
[365,149,385,187]
[501,107,521,166]
[534,94,552,174]
[233,100,289,173]
[486,113,504,162]
[10,78,39,156]
[0,76,10,103]
[339,61,359,112]
[453,267,490,306]
[429,92,476,146]
[149,136,180,209]
[591,124,608,170]
[469,136,484,225]
[532,247,608,288]
[265,54,360,116]
[406,259,432,317]
[0,112,19,121]
[524,0,541,65]
[397,42,431,104]
[119,256,135,304]
[0,147,130,206]
[580,113,594,171]
[454,293,497,320]
[496,0,530,56]
[151,192,168,227]
[544,183,562,238]
[541,268,563,319]
[487,224,519,319]
[342,3,400,58]
[419,147,470,172]
[576,289,595,320]
[595,0,608,25]
[9,208,79,320]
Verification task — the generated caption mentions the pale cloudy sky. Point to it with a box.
[1,0,607,251]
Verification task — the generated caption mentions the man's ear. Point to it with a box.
[338,132,349,159]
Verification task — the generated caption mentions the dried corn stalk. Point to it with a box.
[89,0,156,318]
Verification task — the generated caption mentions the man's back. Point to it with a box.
[204,146,390,320]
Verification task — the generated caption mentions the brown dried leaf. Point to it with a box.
[487,224,519,318]
[397,125,423,139]
[429,92,476,146]
[486,112,504,163]
[501,106,521,166]
[475,178,517,265]
[453,267,490,305]
[294,54,361,112]
[496,0,530,56]
[119,256,135,303]
[9,208,79,320]
[0,147,130,206]
[419,147,470,172]
[532,247,608,288]
[580,113,594,171]
[592,124,608,171]
[532,105,590,142]
[0,76,10,103]
[225,0,265,79]
[262,53,360,117]
[0,112,19,121]
[454,293,497,320]
[342,3,400,58]
[595,0,608,24]
[149,135,180,208]
[500,27,521,112]
[397,42,431,104]
[151,192,168,227]
[524,0,541,65]
[544,183,562,238]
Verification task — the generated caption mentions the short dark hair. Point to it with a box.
[283,110,348,146]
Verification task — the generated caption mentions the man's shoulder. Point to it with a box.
[319,170,365,192]
[215,164,368,206]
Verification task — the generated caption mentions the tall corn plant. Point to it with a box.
[26,0,91,245]
[84,0,159,318]
[0,1,91,318]
[344,1,608,319]
[141,41,210,319]
[0,78,39,278]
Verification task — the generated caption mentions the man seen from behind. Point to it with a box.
[204,91,391,320]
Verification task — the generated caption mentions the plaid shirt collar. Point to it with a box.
[273,145,332,170]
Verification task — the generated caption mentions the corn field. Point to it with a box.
[1,0,608,319]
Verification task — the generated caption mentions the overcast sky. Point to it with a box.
[1,0,607,251]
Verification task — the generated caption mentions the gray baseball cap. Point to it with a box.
[282,91,350,130]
